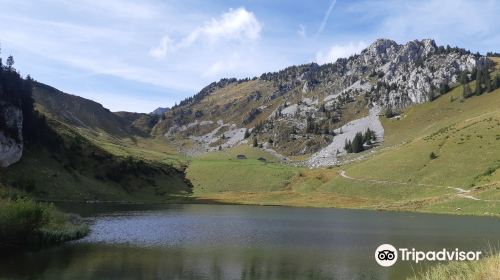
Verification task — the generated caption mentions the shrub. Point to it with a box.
[0,199,49,247]
[430,152,438,160]
[0,199,88,249]
[384,107,395,118]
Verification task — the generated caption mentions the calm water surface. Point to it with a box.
[1,203,499,280]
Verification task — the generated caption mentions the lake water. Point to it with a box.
[1,203,499,280]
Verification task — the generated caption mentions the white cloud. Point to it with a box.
[315,41,367,64]
[150,7,262,58]
[149,36,174,59]
[297,25,307,38]
[199,7,262,42]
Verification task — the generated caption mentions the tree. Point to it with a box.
[462,84,472,99]
[471,66,478,79]
[459,71,469,84]
[429,152,438,160]
[384,107,395,118]
[252,137,258,147]
[306,116,315,133]
[475,73,483,95]
[493,74,500,90]
[485,74,492,92]
[363,128,376,145]
[6,55,14,69]
[244,129,250,138]
[439,82,450,95]
[351,132,365,153]
[344,139,352,153]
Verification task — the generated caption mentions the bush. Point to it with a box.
[430,152,438,160]
[384,107,395,118]
[0,199,49,247]
[0,199,88,249]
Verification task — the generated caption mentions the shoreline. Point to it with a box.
[39,195,500,218]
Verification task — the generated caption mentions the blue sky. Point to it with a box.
[0,0,498,112]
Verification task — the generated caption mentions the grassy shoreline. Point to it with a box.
[410,254,500,280]
[0,198,89,251]
[34,193,500,218]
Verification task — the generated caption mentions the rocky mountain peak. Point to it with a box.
[155,38,491,161]
[365,38,399,55]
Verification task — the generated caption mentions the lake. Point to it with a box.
[1,203,499,280]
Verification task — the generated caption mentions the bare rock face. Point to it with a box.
[156,38,491,158]
[0,103,23,167]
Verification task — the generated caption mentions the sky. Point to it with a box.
[0,0,499,113]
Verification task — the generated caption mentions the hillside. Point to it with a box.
[0,109,192,203]
[1,61,193,203]
[2,38,499,216]
[188,84,500,215]
[33,82,147,138]
[153,39,491,166]
[182,57,500,216]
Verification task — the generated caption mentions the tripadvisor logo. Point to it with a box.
[375,244,482,267]
[375,244,398,267]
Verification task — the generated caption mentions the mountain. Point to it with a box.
[33,82,147,137]
[152,39,491,162]
[1,70,192,202]
[150,107,169,116]
[113,111,159,135]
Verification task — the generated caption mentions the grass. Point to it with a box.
[188,146,298,194]
[0,197,89,250]
[2,121,192,203]
[409,254,500,280]
[188,86,500,216]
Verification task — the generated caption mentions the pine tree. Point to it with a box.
[244,129,250,138]
[252,137,258,147]
[6,55,14,69]
[470,68,477,80]
[475,73,483,95]
[485,73,492,92]
[462,84,472,98]
[493,74,500,90]
[351,132,365,153]
[459,71,469,84]
[344,139,352,153]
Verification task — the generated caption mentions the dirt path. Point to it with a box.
[339,170,499,202]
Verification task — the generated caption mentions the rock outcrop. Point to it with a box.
[0,102,23,167]
[154,38,492,161]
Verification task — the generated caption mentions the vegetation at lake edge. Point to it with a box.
[0,197,88,250]
[410,254,500,280]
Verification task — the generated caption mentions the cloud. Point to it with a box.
[315,41,367,64]
[315,0,337,38]
[297,25,307,38]
[149,36,174,59]
[150,7,262,58]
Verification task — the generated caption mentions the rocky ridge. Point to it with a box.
[153,39,491,164]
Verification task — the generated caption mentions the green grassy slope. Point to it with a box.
[325,84,500,213]
[188,145,298,194]
[33,82,144,138]
[1,120,192,202]
[188,80,500,215]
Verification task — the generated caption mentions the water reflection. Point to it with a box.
[1,204,499,280]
